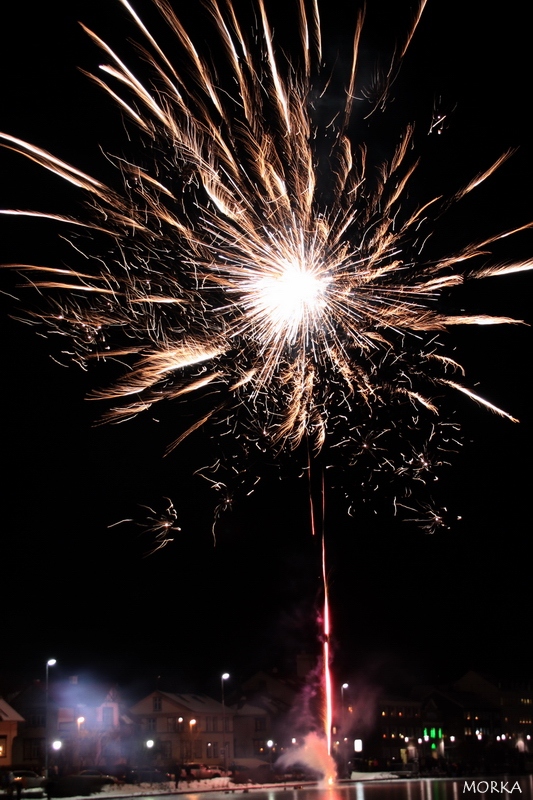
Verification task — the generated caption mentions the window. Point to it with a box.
[161,741,172,758]
[193,739,203,759]
[23,739,45,761]
[212,716,219,732]
[147,718,157,732]
[205,717,212,732]
[27,713,45,728]
[167,717,176,732]
[0,736,6,758]
[254,717,266,732]
[207,741,219,758]
[153,696,162,712]
[253,739,265,756]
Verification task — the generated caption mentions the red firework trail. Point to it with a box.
[322,531,333,757]
[308,459,333,756]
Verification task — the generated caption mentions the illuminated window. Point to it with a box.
[0,736,6,758]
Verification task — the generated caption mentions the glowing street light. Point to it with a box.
[45,659,57,778]
[221,673,230,768]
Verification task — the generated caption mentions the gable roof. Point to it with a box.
[0,698,24,723]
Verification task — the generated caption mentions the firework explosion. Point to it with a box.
[2,0,530,501]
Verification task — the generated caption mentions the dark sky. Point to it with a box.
[1,0,531,698]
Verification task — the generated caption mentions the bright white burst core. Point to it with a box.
[253,261,329,344]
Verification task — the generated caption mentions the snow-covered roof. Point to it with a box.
[160,692,226,714]
[233,702,267,716]
[0,698,24,723]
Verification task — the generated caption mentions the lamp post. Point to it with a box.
[189,719,196,762]
[340,683,348,777]
[76,717,85,771]
[267,740,274,769]
[45,659,57,778]
[221,673,229,768]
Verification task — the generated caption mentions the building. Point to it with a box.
[0,698,24,766]
[128,691,233,767]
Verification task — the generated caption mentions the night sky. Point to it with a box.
[1,0,531,698]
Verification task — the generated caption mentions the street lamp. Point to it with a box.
[45,659,57,778]
[340,683,348,777]
[221,673,229,768]
[76,717,85,771]
[267,740,274,769]
[188,719,196,762]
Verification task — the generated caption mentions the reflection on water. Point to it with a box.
[199,775,533,800]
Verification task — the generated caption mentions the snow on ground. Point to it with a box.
[3,772,400,800]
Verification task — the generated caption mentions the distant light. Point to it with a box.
[267,740,274,748]
[52,741,62,751]
[450,736,455,743]
[342,683,348,689]
[222,672,230,680]
[146,740,154,748]
[354,739,363,753]
[47,659,57,667]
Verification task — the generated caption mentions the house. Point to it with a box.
[232,702,271,759]
[128,691,233,767]
[0,698,24,766]
[10,677,129,772]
